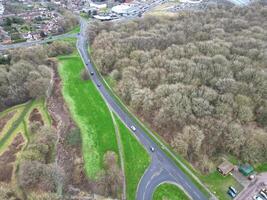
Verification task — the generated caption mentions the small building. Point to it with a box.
[239,164,254,176]
[217,160,235,176]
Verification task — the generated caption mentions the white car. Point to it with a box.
[254,196,264,200]
[260,191,267,200]
[130,125,136,132]
[150,146,155,152]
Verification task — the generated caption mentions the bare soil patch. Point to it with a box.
[29,108,44,125]
[0,111,16,135]
[0,133,24,182]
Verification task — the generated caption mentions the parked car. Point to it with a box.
[260,191,267,199]
[228,190,236,198]
[229,186,238,195]
[130,125,136,132]
[254,195,264,200]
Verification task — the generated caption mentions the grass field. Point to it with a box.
[58,54,119,179]
[114,115,150,200]
[68,26,80,34]
[153,183,190,200]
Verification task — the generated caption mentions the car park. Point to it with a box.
[130,125,136,132]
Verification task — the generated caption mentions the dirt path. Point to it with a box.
[47,60,76,195]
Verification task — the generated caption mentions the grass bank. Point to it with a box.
[153,183,190,200]
[58,54,119,179]
[114,115,150,200]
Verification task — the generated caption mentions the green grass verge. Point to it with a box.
[153,183,190,200]
[58,53,119,179]
[67,26,80,34]
[255,163,267,173]
[114,115,150,200]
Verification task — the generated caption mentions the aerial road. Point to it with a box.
[0,17,211,199]
[77,18,210,200]
[0,32,77,51]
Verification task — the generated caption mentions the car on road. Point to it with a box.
[130,125,136,132]
[227,189,236,198]
[90,71,94,75]
[97,83,101,87]
[150,146,155,152]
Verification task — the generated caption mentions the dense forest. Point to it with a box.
[0,42,74,111]
[90,2,267,172]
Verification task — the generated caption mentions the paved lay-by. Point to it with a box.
[77,18,209,200]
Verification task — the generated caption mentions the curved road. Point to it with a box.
[77,19,209,200]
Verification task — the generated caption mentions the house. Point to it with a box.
[217,160,235,176]
[239,164,254,176]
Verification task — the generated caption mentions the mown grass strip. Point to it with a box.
[153,183,190,200]
[58,54,119,179]
[0,101,33,150]
[114,115,150,200]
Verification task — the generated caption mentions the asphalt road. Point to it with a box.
[77,19,209,200]
[0,14,210,200]
[0,32,77,51]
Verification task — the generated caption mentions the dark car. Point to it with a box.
[229,186,238,195]
[97,83,101,87]
[90,71,94,75]
[227,190,236,198]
